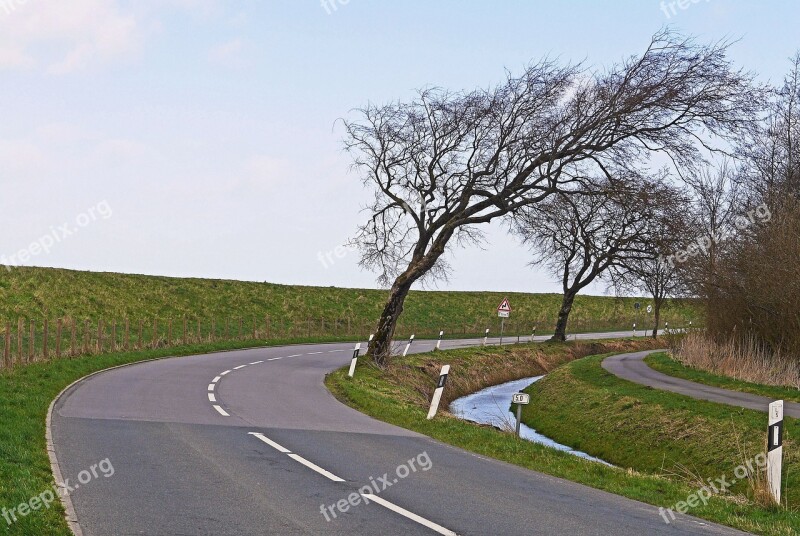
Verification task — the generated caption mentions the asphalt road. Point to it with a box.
[50,335,747,535]
[603,350,800,418]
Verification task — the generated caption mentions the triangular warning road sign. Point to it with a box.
[497,298,512,313]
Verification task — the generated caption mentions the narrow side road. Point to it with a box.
[603,350,800,417]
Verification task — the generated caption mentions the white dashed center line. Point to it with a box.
[212,405,230,417]
[287,453,345,482]
[250,361,264,365]
[361,494,457,536]
[220,370,231,376]
[212,376,221,383]
[208,393,216,403]
[208,384,216,391]
[307,351,323,355]
[248,432,291,453]
[233,365,247,370]
[246,432,457,534]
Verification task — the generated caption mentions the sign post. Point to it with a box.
[512,392,530,436]
[497,298,512,346]
[768,400,784,504]
[426,365,450,420]
[348,343,361,378]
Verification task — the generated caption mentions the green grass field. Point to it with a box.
[0,266,698,340]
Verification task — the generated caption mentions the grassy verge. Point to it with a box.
[0,335,360,535]
[327,339,798,535]
[645,352,800,404]
[523,352,799,535]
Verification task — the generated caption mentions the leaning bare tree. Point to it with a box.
[344,30,762,363]
[514,173,684,341]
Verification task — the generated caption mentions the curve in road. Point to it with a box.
[603,350,800,418]
[50,337,747,535]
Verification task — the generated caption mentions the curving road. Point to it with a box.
[603,350,800,418]
[50,336,747,535]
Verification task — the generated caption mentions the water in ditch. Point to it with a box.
[449,376,612,466]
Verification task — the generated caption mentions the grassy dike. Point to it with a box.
[0,335,357,536]
[327,343,800,536]
[522,352,800,535]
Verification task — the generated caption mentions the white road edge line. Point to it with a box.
[208,393,216,403]
[213,405,229,417]
[248,432,291,453]
[233,365,247,370]
[207,383,216,391]
[361,494,457,536]
[287,453,345,482]
[250,361,264,365]
[220,370,231,376]
[212,376,221,383]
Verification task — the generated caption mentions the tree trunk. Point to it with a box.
[651,299,663,338]
[368,277,415,365]
[551,291,577,342]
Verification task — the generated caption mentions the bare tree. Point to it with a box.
[514,173,683,341]
[344,30,762,363]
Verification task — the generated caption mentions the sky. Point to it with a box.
[1,0,798,294]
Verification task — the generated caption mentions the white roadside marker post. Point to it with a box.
[348,343,361,378]
[402,334,415,357]
[483,328,489,346]
[767,400,784,504]
[530,326,536,342]
[426,365,450,420]
[436,330,444,350]
[632,323,636,337]
[368,334,374,343]
[511,392,530,436]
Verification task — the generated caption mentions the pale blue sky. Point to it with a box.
[1,0,798,293]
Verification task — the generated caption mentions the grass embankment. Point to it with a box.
[0,266,698,337]
[646,352,800,404]
[523,352,800,535]
[0,336,353,535]
[327,339,798,535]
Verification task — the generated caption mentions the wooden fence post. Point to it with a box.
[28,320,35,363]
[69,318,76,357]
[97,319,103,353]
[17,317,24,364]
[56,318,62,359]
[83,320,90,355]
[4,323,11,368]
[153,318,158,349]
[43,318,49,360]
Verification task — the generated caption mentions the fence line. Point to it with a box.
[0,313,693,370]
